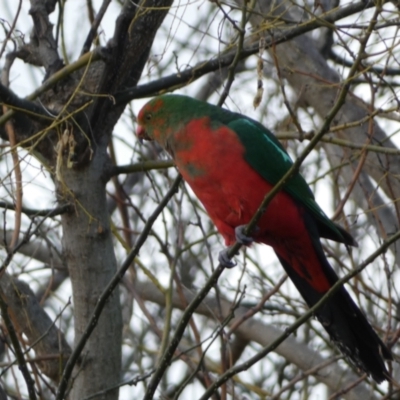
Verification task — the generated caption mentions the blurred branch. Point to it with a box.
[110,160,174,176]
[329,50,400,76]
[0,280,36,400]
[0,50,102,128]
[135,280,377,400]
[0,275,71,383]
[81,0,112,55]
[0,82,53,121]
[114,0,380,104]
[24,0,62,75]
[0,202,72,217]
[198,226,400,400]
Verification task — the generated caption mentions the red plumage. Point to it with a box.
[137,95,392,383]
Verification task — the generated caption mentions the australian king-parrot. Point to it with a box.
[136,94,392,382]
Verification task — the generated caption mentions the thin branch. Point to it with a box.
[217,0,248,107]
[0,0,22,59]
[227,275,288,336]
[1,53,22,252]
[329,50,400,76]
[81,0,112,55]
[198,227,400,400]
[0,50,102,127]
[143,261,227,399]
[28,0,62,74]
[143,14,382,395]
[270,357,341,400]
[0,202,72,218]
[0,285,37,400]
[275,131,400,156]
[109,160,174,176]
[114,0,381,104]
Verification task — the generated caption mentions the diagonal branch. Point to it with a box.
[114,0,381,104]
[198,228,400,400]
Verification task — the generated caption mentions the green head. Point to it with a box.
[136,94,238,147]
[137,95,197,146]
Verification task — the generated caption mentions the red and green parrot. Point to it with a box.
[136,94,392,382]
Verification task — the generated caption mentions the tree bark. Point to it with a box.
[59,141,122,399]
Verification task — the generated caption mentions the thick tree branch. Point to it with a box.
[0,82,53,121]
[87,0,175,143]
[26,0,63,74]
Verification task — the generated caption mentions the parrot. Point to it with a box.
[136,94,392,382]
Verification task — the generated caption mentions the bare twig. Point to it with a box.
[143,15,382,395]
[28,0,62,74]
[81,0,112,55]
[0,0,22,59]
[114,0,381,104]
[0,285,37,400]
[198,227,400,399]
[0,202,71,217]
[109,160,174,176]
[1,53,22,252]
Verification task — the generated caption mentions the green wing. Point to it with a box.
[226,118,355,246]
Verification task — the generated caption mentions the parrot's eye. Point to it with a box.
[145,113,152,121]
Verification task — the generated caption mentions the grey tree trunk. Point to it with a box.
[59,141,122,399]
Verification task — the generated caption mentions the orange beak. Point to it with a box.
[136,125,151,142]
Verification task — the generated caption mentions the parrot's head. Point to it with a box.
[137,95,188,149]
[136,97,162,142]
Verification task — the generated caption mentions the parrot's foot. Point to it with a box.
[235,225,255,245]
[218,249,237,268]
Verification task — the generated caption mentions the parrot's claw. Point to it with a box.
[235,225,255,245]
[218,249,237,268]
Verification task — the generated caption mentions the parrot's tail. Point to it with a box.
[274,246,392,383]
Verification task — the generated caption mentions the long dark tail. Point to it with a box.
[275,245,392,383]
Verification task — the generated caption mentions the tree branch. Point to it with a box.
[27,0,62,75]
[114,0,381,104]
[0,275,72,382]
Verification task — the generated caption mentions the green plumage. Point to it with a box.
[154,95,355,246]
